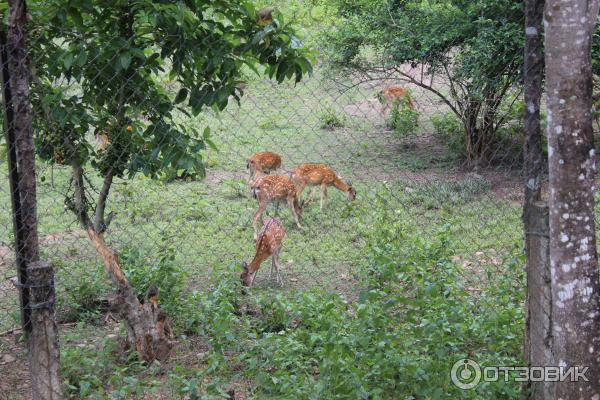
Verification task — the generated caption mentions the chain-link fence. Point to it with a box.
[0,1,535,398]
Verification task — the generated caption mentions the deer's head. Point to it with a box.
[347,181,357,201]
[240,262,254,286]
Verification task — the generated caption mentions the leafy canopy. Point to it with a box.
[27,0,313,179]
[325,0,523,86]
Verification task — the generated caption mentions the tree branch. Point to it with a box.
[93,168,115,234]
[393,67,462,118]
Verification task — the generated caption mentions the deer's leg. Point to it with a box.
[288,196,302,229]
[295,181,307,199]
[273,248,283,286]
[320,183,328,211]
[306,187,318,204]
[248,168,254,185]
[252,201,267,241]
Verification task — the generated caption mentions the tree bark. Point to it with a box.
[93,168,115,233]
[524,0,545,224]
[86,227,173,363]
[66,157,172,362]
[545,0,600,397]
[523,1,548,399]
[26,261,63,400]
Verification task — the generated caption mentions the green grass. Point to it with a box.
[0,49,527,398]
[0,69,523,322]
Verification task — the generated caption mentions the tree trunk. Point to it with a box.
[545,0,600,397]
[86,227,173,363]
[65,166,173,363]
[523,0,549,399]
[464,100,481,164]
[523,0,545,225]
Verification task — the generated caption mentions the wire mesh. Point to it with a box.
[0,2,536,398]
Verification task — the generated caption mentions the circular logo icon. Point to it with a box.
[451,359,481,390]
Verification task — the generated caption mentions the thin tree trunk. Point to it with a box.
[7,0,38,267]
[523,0,549,398]
[66,164,173,363]
[545,0,600,397]
[6,1,63,397]
[94,168,115,233]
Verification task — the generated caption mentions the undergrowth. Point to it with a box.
[59,207,524,398]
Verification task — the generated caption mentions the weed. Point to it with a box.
[319,105,346,129]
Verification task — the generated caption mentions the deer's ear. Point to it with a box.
[242,261,248,271]
[347,180,353,188]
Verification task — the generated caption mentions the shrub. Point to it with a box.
[431,111,465,159]
[233,219,524,398]
[387,97,420,137]
[120,245,186,317]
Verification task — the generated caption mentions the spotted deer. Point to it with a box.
[378,85,416,117]
[291,163,356,211]
[240,218,285,286]
[246,151,282,184]
[251,174,302,241]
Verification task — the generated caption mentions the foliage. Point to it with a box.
[61,331,158,398]
[224,221,524,398]
[322,0,524,164]
[431,111,466,159]
[155,211,523,399]
[24,0,313,232]
[58,262,110,323]
[120,245,186,317]
[387,97,420,137]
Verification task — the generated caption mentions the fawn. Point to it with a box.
[240,217,285,287]
[291,163,356,211]
[247,151,282,184]
[378,85,416,117]
[251,174,302,241]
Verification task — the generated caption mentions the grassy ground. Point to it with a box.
[0,64,525,398]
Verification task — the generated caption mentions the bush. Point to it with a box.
[387,97,420,137]
[229,221,524,398]
[120,246,187,318]
[431,111,465,159]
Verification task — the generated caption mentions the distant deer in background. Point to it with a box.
[378,85,416,117]
[246,151,282,184]
[291,163,356,211]
[240,218,285,287]
[251,175,302,241]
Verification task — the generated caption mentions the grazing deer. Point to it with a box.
[251,175,302,241]
[291,163,356,211]
[240,218,285,287]
[247,151,282,184]
[378,85,416,117]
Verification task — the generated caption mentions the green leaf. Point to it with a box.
[120,52,132,70]
[63,53,75,70]
[174,88,188,104]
